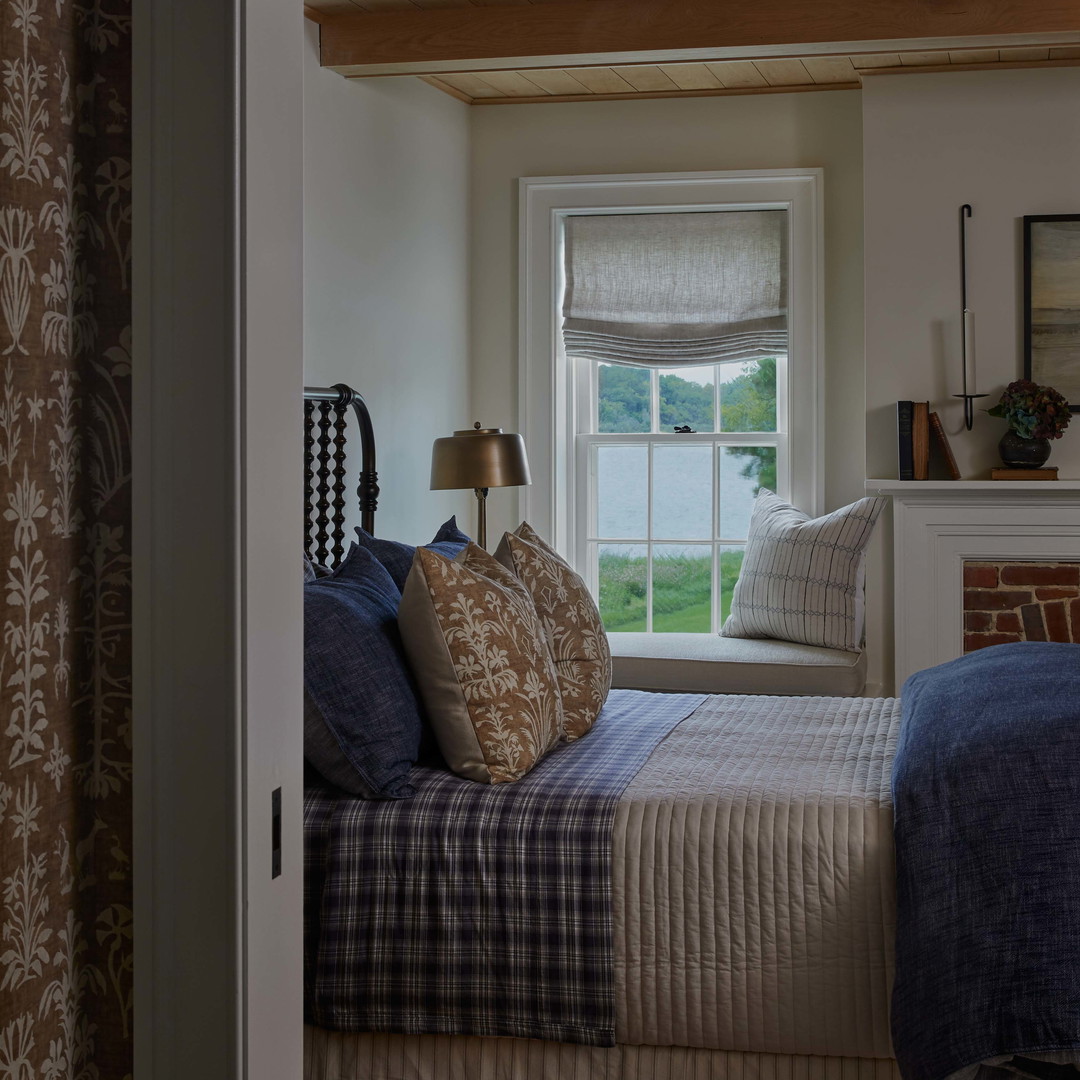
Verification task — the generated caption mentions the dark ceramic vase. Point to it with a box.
[998,429,1052,468]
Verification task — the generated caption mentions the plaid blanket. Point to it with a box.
[304,688,705,1045]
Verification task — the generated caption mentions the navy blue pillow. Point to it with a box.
[354,515,470,593]
[303,543,423,798]
[303,553,332,582]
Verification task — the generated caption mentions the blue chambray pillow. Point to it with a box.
[303,542,423,798]
[303,553,332,582]
[354,515,470,593]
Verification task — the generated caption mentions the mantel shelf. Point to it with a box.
[866,478,1080,493]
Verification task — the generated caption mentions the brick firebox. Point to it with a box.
[963,561,1080,651]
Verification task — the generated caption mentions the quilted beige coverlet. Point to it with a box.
[613,693,900,1058]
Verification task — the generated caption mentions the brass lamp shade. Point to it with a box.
[430,426,531,491]
[430,424,531,548]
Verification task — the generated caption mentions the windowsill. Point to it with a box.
[608,631,867,695]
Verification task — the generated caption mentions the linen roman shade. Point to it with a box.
[562,209,788,367]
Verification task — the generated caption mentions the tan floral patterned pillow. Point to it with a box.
[397,542,563,783]
[494,522,612,741]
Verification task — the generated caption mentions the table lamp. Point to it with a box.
[430,423,531,549]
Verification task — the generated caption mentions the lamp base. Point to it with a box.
[474,487,488,549]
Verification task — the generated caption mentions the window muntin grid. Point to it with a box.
[578,359,784,634]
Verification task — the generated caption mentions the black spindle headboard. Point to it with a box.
[304,383,379,567]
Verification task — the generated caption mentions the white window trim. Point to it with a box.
[518,169,824,561]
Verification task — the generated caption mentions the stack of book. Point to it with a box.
[897,401,961,481]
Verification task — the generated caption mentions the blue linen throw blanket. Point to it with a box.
[891,642,1080,1080]
[305,689,705,1045]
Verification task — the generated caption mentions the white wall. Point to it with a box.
[863,67,1080,691]
[469,90,866,585]
[864,68,1080,480]
[304,21,472,543]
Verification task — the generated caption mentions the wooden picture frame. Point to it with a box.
[1023,214,1080,413]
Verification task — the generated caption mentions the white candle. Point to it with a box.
[963,308,976,394]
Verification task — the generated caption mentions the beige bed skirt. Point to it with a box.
[304,1027,902,1080]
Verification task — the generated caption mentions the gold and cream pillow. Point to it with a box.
[398,542,563,783]
[495,523,611,741]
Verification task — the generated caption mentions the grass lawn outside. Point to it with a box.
[598,548,745,634]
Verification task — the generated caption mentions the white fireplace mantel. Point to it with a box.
[865,480,1080,686]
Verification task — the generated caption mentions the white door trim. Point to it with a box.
[133,0,304,1074]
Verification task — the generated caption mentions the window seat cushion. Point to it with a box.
[609,633,867,696]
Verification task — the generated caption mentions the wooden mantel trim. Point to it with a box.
[318,0,1080,76]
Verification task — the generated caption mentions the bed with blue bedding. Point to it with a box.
[302,387,1080,1080]
[305,643,1080,1080]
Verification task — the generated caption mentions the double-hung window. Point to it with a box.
[520,171,823,635]
[578,356,782,633]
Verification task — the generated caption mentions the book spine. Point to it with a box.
[897,401,914,481]
[913,402,930,481]
[990,467,1058,480]
[928,411,961,481]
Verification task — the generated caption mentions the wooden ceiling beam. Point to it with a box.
[317,0,1080,76]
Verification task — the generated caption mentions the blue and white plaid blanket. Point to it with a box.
[304,689,705,1045]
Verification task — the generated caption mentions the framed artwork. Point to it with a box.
[1024,214,1080,412]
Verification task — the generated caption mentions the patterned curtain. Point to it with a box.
[0,0,131,1075]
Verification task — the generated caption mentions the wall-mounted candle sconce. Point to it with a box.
[953,204,988,430]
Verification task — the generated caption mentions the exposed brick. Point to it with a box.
[1021,603,1048,641]
[1000,564,1080,586]
[1044,600,1070,643]
[996,612,1022,633]
[965,632,1023,652]
[964,611,991,632]
[964,564,999,588]
[964,589,1034,611]
[1035,587,1080,601]
[1072,598,1080,642]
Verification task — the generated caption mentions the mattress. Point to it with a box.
[307,690,902,1074]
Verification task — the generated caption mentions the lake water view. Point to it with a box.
[597,443,766,541]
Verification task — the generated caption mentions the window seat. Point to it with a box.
[609,634,867,697]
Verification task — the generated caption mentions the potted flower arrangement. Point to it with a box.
[987,379,1072,468]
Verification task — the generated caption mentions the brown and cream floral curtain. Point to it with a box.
[0,0,131,1075]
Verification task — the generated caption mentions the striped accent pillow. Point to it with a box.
[722,490,887,652]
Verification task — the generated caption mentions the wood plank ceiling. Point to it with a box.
[303,0,1080,104]
[418,47,1080,105]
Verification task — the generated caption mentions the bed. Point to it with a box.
[302,385,1080,1080]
